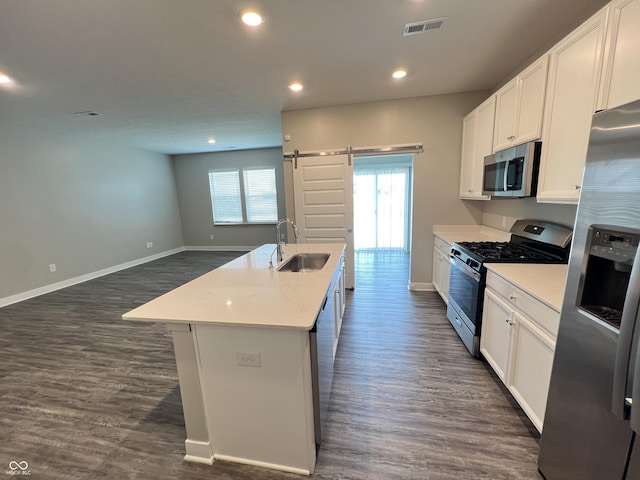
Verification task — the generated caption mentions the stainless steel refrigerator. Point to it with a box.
[538,98,640,479]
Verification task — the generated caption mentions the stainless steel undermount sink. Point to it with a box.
[277,253,330,272]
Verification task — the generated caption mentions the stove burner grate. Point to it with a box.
[456,241,557,263]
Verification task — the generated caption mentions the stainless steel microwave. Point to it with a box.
[482,141,541,197]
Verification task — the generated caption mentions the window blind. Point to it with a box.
[209,170,243,224]
[243,168,278,223]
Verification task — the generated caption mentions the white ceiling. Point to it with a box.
[0,0,610,155]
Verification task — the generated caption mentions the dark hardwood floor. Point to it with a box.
[0,250,542,479]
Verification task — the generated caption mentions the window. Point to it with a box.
[208,167,278,224]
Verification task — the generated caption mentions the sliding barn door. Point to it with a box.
[293,154,355,289]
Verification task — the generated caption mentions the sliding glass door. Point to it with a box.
[353,162,411,251]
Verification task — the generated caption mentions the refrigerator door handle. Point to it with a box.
[631,310,640,432]
[613,250,640,420]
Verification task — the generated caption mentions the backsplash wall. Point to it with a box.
[481,198,577,232]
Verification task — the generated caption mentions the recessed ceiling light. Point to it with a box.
[289,82,303,92]
[208,138,216,144]
[392,70,407,79]
[241,10,264,26]
[0,73,14,85]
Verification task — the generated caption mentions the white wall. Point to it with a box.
[0,125,184,301]
[281,92,487,287]
[482,198,577,231]
[172,147,286,248]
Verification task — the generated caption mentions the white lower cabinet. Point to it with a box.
[480,272,558,432]
[332,255,346,358]
[508,311,555,431]
[432,236,451,303]
[481,290,513,381]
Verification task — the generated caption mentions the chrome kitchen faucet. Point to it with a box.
[269,218,300,269]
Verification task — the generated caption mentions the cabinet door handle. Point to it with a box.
[575,185,582,190]
[509,294,517,301]
[509,321,515,326]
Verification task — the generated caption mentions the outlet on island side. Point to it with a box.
[146,242,153,248]
[48,264,57,273]
[236,351,261,367]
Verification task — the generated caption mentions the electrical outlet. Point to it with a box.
[146,242,153,248]
[210,234,215,240]
[236,351,261,367]
[48,264,56,273]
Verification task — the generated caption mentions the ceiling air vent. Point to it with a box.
[403,17,447,36]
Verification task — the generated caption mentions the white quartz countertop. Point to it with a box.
[433,225,511,245]
[123,243,346,330]
[485,263,569,312]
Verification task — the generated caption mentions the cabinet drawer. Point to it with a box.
[434,236,452,255]
[486,271,560,338]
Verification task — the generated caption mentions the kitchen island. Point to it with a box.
[123,243,346,475]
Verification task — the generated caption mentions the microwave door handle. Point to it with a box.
[502,159,510,191]
[613,249,640,420]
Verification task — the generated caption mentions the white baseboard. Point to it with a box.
[213,453,310,476]
[409,282,433,291]
[184,439,214,465]
[0,247,184,308]
[183,245,256,252]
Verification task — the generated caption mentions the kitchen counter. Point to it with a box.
[123,243,345,329]
[122,243,346,476]
[485,263,568,312]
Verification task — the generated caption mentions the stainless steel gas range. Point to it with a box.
[446,219,573,357]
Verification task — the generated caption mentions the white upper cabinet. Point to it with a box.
[460,110,478,198]
[493,79,518,152]
[493,56,549,152]
[537,7,608,204]
[459,96,495,199]
[599,0,640,109]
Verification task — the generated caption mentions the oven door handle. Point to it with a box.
[450,255,481,282]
